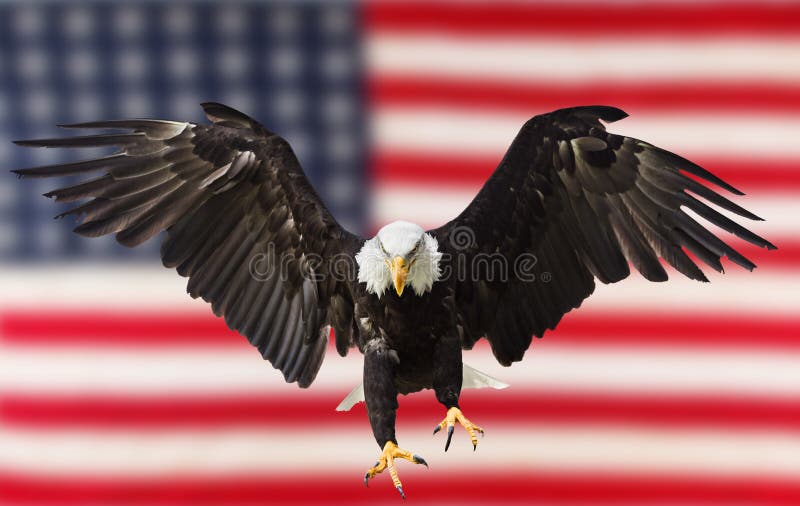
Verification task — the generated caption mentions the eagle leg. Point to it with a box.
[363,338,427,497]
[364,441,428,499]
[434,407,485,451]
[431,333,483,450]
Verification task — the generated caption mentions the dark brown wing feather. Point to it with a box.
[13,102,361,387]
[430,105,776,366]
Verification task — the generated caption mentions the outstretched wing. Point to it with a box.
[430,106,776,367]
[13,102,361,387]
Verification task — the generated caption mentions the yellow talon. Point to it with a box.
[434,406,484,451]
[364,441,428,499]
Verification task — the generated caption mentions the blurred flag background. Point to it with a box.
[1,1,799,504]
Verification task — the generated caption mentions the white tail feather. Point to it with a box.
[335,383,365,412]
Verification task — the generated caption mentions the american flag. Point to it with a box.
[1,1,798,504]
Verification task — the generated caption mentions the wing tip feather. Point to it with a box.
[13,139,42,147]
[723,184,746,197]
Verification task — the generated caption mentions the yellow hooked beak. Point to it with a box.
[389,256,409,296]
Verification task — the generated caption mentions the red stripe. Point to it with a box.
[3,311,798,348]
[373,152,800,192]
[0,311,246,347]
[4,390,800,432]
[553,310,800,348]
[371,77,800,114]
[365,2,800,37]
[2,471,799,504]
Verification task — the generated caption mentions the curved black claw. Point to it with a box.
[397,485,405,500]
[433,425,441,435]
[412,454,428,468]
[444,425,454,452]
[364,460,380,487]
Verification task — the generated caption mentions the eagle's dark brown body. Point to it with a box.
[353,280,461,446]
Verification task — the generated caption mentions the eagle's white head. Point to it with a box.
[355,221,443,298]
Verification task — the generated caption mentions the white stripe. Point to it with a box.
[373,107,800,158]
[2,425,800,478]
[587,273,795,316]
[4,346,800,398]
[0,265,203,308]
[368,35,800,83]
[0,346,360,396]
[372,184,794,240]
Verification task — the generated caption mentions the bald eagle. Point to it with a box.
[13,103,774,498]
